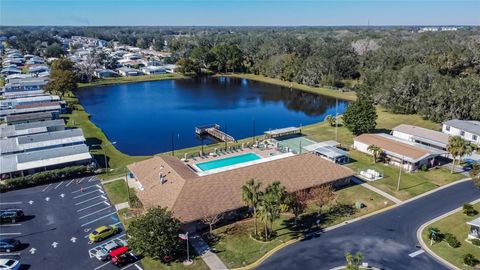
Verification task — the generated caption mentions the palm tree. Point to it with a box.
[367,144,382,163]
[241,179,262,236]
[447,136,473,173]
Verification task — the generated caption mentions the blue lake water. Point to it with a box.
[75,77,348,156]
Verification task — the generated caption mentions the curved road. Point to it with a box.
[256,180,480,270]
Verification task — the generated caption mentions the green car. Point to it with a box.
[89,225,119,242]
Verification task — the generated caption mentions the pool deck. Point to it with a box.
[183,146,285,175]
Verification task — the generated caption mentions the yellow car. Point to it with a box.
[89,225,119,242]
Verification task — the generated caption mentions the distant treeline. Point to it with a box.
[2,26,479,121]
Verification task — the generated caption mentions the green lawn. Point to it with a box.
[422,203,480,270]
[141,256,209,270]
[209,183,392,268]
[103,180,129,205]
[77,73,186,88]
[221,73,357,101]
[346,150,464,200]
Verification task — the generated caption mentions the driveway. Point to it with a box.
[256,180,480,270]
[0,176,142,270]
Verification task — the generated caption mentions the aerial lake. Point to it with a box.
[75,77,348,156]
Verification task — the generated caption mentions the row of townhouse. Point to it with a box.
[0,50,93,180]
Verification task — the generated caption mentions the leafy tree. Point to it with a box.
[45,58,78,98]
[311,185,336,216]
[447,136,473,173]
[257,182,287,240]
[342,97,377,136]
[367,144,382,163]
[128,207,181,260]
[463,254,479,267]
[176,58,201,76]
[345,252,363,270]
[285,190,308,225]
[428,227,443,246]
[241,179,262,236]
[44,43,65,58]
[463,203,478,216]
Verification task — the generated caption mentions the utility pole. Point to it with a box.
[252,119,256,144]
[396,156,404,191]
[171,132,175,156]
[224,123,228,149]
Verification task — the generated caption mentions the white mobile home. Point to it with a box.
[442,120,480,145]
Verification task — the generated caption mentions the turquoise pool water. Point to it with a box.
[196,153,261,171]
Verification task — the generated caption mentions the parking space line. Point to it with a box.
[94,261,111,270]
[77,201,108,212]
[42,184,52,192]
[0,202,22,205]
[73,189,102,199]
[0,224,21,227]
[134,264,143,270]
[75,195,106,206]
[81,212,117,227]
[88,176,98,182]
[0,232,22,236]
[79,206,112,219]
[71,184,100,194]
[54,181,64,189]
[66,179,75,187]
[0,253,21,256]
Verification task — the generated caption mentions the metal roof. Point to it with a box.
[5,112,54,123]
[314,146,349,159]
[303,140,340,152]
[467,217,480,227]
[0,103,61,117]
[265,127,300,136]
[1,129,85,155]
[0,144,92,174]
[392,124,449,147]
[0,120,65,138]
[444,119,480,136]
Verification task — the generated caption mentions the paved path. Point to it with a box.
[186,230,228,270]
[114,202,130,211]
[256,180,480,270]
[351,177,403,204]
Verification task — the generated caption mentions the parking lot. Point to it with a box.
[0,176,143,270]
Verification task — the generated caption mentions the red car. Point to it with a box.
[110,246,135,267]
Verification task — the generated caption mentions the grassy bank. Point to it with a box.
[78,73,187,88]
[422,203,480,270]
[220,73,357,101]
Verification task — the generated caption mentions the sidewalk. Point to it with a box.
[185,227,228,270]
[351,177,403,204]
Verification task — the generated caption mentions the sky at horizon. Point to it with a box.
[1,0,479,26]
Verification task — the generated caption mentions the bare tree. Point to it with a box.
[310,185,336,215]
[202,213,224,234]
[76,49,103,83]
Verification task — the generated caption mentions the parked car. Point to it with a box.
[0,209,24,223]
[0,258,20,270]
[89,225,119,242]
[0,238,21,252]
[96,241,125,261]
[110,246,135,267]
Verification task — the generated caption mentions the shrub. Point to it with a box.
[444,233,461,248]
[471,238,480,246]
[463,203,478,216]
[0,165,93,192]
[463,254,478,267]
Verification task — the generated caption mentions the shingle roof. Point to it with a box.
[128,154,353,223]
[443,119,480,135]
[354,133,435,162]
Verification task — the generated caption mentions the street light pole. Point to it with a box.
[171,132,175,156]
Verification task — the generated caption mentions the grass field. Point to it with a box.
[77,73,186,88]
[421,203,480,270]
[221,73,357,101]
[210,183,392,268]
[103,180,129,205]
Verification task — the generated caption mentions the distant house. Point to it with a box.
[442,120,480,145]
[93,69,117,78]
[28,65,50,74]
[164,64,177,73]
[1,66,22,75]
[353,133,447,172]
[117,67,142,77]
[141,66,166,75]
[392,124,450,151]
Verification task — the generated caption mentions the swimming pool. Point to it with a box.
[196,153,262,171]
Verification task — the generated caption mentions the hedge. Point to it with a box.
[444,233,461,248]
[0,165,93,192]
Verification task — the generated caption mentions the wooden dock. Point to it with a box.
[195,124,235,142]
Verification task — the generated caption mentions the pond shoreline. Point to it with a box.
[71,73,355,174]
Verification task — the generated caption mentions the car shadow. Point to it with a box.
[19,264,31,270]
[16,243,30,251]
[21,215,36,222]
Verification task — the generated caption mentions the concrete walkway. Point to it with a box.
[351,177,403,204]
[187,231,228,270]
[115,202,130,211]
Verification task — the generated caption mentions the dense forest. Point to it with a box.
[2,26,479,122]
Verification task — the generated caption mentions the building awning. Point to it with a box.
[467,217,480,227]
[303,140,340,152]
[314,146,349,159]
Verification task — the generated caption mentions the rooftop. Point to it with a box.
[128,153,353,223]
[5,112,54,123]
[393,124,450,147]
[0,119,65,138]
[444,119,480,135]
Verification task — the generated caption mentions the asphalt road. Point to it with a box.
[256,180,480,270]
[0,176,142,270]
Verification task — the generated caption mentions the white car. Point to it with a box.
[0,259,20,270]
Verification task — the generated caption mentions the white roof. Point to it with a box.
[467,217,480,227]
[265,127,300,136]
[302,140,340,152]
